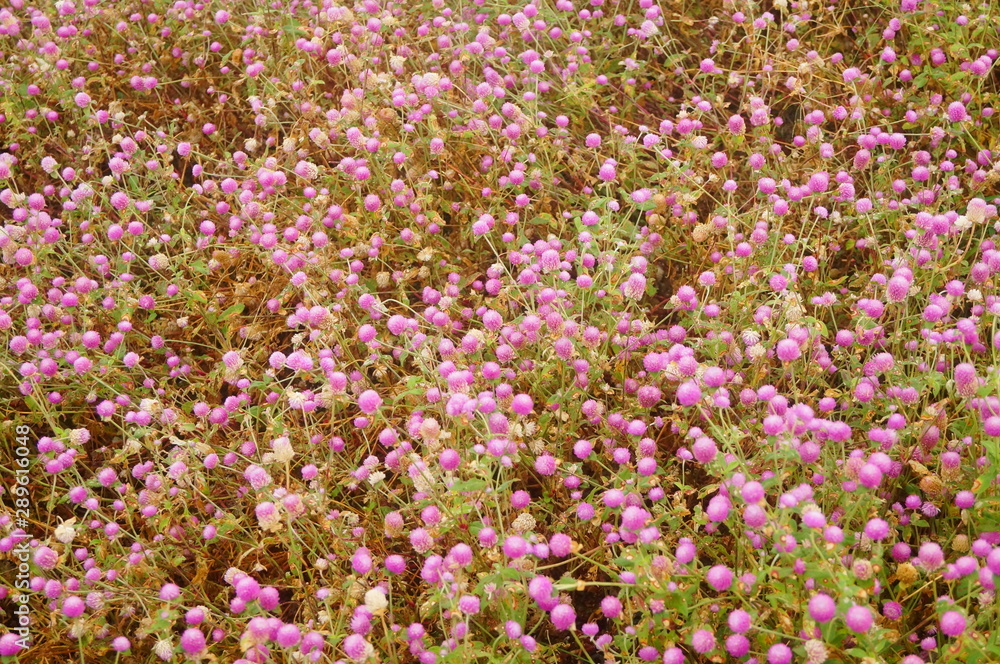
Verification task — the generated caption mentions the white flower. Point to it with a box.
[364,588,388,614]
[512,513,536,533]
[69,619,88,639]
[272,436,295,463]
[68,428,89,446]
[148,253,170,270]
[154,639,174,660]
[55,521,76,544]
[286,390,307,410]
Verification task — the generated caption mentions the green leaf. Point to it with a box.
[221,302,245,318]
[449,478,488,493]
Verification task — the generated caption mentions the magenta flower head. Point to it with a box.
[235,576,261,603]
[276,624,301,648]
[550,603,576,630]
[503,535,528,559]
[458,595,481,615]
[691,628,716,654]
[768,643,792,664]
[534,454,557,476]
[676,381,701,407]
[885,276,909,302]
[918,542,945,570]
[662,646,685,664]
[358,389,382,415]
[940,610,966,637]
[947,101,969,122]
[864,517,890,540]
[775,338,801,362]
[34,546,59,570]
[0,633,27,656]
[244,465,272,490]
[343,634,370,661]
[160,583,182,601]
[844,604,873,633]
[511,394,533,416]
[728,609,751,633]
[954,363,979,397]
[808,593,836,623]
[180,628,206,655]
[706,565,733,591]
[62,596,85,618]
[622,273,647,299]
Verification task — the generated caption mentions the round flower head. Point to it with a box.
[34,546,59,569]
[511,394,533,415]
[550,603,576,630]
[918,542,945,570]
[358,390,382,414]
[864,517,890,540]
[623,273,646,299]
[276,624,301,648]
[63,596,85,618]
[768,643,792,664]
[180,628,206,655]
[726,635,750,657]
[503,535,528,558]
[954,363,979,397]
[244,465,272,490]
[676,381,702,407]
[662,647,685,664]
[691,629,715,654]
[940,610,966,637]
[343,634,370,661]
[844,604,873,633]
[727,609,751,633]
[808,593,836,623]
[776,338,801,362]
[947,101,968,122]
[706,565,733,591]
[458,595,481,614]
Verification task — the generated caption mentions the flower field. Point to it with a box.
[2,0,1000,662]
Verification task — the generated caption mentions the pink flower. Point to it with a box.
[623,273,646,299]
[511,394,533,415]
[34,546,59,569]
[940,611,966,637]
[808,594,836,622]
[550,603,576,630]
[845,605,873,633]
[180,629,206,654]
[358,390,382,414]
[947,101,968,122]
[691,628,715,654]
